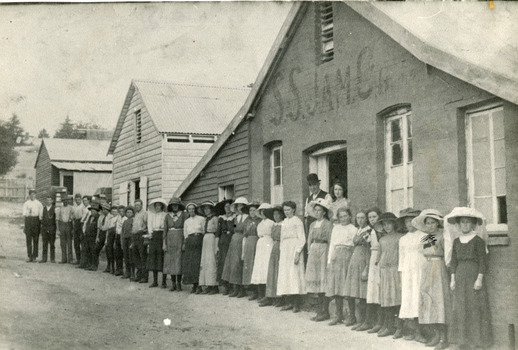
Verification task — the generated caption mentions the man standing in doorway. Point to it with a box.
[40,195,56,263]
[303,174,332,263]
[22,189,43,262]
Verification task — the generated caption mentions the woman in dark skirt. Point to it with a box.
[163,197,187,291]
[447,207,492,349]
[145,198,167,288]
[221,197,250,298]
[182,203,206,294]
[242,202,261,300]
[215,199,235,294]
[260,206,285,307]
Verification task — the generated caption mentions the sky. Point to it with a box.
[0,2,291,136]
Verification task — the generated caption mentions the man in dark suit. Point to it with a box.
[40,195,56,263]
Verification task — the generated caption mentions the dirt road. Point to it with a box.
[0,201,425,350]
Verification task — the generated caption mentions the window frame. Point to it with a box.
[270,145,283,205]
[218,184,235,202]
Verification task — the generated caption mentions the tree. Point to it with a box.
[38,128,50,138]
[0,122,18,175]
[5,114,24,144]
[54,116,77,139]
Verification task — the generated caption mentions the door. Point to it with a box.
[309,143,347,196]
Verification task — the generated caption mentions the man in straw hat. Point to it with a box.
[22,189,43,262]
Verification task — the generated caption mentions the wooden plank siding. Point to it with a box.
[112,91,163,206]
[181,121,250,204]
[161,140,214,201]
[34,144,52,201]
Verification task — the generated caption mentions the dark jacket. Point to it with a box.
[41,205,56,231]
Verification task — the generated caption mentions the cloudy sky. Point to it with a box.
[0,2,291,136]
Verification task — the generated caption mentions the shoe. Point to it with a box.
[169,284,177,292]
[378,328,396,337]
[415,334,428,344]
[115,270,123,276]
[237,289,247,298]
[222,288,230,296]
[248,293,259,301]
[356,323,372,332]
[259,299,273,307]
[87,267,96,271]
[121,275,129,279]
[229,289,239,298]
[292,305,301,313]
[201,288,210,294]
[404,334,415,341]
[72,261,80,265]
[191,286,197,294]
[257,297,268,304]
[176,283,182,291]
[103,268,111,273]
[149,282,158,288]
[195,287,203,294]
[208,287,218,295]
[345,317,357,327]
[393,329,403,339]
[368,325,382,334]
[50,260,56,263]
[281,304,293,311]
[130,276,138,282]
[38,260,47,263]
[310,313,320,321]
[139,279,148,284]
[161,283,167,289]
[315,313,330,322]
[434,342,449,350]
[426,333,441,347]
[329,318,343,326]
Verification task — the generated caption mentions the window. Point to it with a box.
[219,185,234,201]
[319,2,334,63]
[385,107,413,213]
[466,105,507,231]
[135,110,142,144]
[63,175,73,195]
[271,146,283,205]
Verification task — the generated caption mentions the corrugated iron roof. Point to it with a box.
[134,80,250,134]
[51,161,112,172]
[43,139,112,163]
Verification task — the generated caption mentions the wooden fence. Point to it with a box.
[0,178,33,201]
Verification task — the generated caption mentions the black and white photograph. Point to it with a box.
[0,1,517,349]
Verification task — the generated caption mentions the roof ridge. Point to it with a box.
[132,79,251,91]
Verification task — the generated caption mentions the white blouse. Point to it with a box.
[328,223,356,264]
[147,211,167,233]
[257,218,274,238]
[184,215,205,238]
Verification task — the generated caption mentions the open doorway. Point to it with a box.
[329,151,348,198]
[309,143,348,198]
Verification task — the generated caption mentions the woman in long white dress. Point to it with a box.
[199,201,219,294]
[277,201,306,313]
[251,203,274,303]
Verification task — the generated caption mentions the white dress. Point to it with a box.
[250,218,275,284]
[277,216,306,295]
[398,230,427,318]
[366,228,381,304]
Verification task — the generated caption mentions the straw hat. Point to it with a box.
[167,197,185,212]
[412,209,444,232]
[201,200,216,208]
[215,199,233,216]
[231,197,249,212]
[308,198,332,219]
[185,202,197,210]
[446,207,484,226]
[243,201,261,215]
[257,203,272,212]
[264,206,285,221]
[148,198,168,213]
[373,212,398,232]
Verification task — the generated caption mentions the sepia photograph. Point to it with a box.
[0,1,516,349]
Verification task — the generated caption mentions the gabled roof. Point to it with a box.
[108,80,250,154]
[35,139,112,169]
[174,1,518,198]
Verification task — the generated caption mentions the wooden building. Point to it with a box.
[108,80,249,208]
[177,3,518,347]
[34,139,112,200]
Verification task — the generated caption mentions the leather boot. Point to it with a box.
[292,295,302,313]
[229,284,239,297]
[237,285,247,298]
[378,308,396,337]
[329,297,344,325]
[311,294,323,321]
[316,296,330,321]
[177,275,182,291]
[426,326,441,347]
[259,298,273,307]
[208,286,219,295]
[345,298,357,326]
[353,299,366,329]
[368,305,384,333]
[393,318,404,339]
[222,282,231,296]
[356,303,374,331]
[248,285,259,301]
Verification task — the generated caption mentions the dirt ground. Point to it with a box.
[0,200,426,350]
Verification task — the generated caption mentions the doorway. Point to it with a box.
[309,143,348,198]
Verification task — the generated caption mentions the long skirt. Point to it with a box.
[379,266,401,307]
[242,236,259,286]
[265,241,281,298]
[366,249,381,304]
[163,228,183,275]
[419,258,451,324]
[344,245,370,299]
[305,242,329,293]
[326,246,354,297]
[221,233,244,285]
[277,239,306,295]
[399,264,421,318]
[217,232,232,283]
[146,231,163,271]
[251,236,273,285]
[199,233,217,286]
[181,234,203,284]
[449,260,492,347]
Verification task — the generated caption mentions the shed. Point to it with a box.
[108,80,249,208]
[34,139,113,200]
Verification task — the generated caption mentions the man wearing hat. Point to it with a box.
[304,173,332,264]
[40,194,57,263]
[72,193,87,264]
[56,195,74,264]
[94,202,111,271]
[131,199,148,283]
[22,189,43,262]
[83,201,101,270]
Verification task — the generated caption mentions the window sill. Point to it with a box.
[487,233,510,246]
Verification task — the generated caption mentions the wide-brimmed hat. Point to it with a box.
[308,198,332,219]
[257,203,272,215]
[215,199,233,216]
[167,197,185,212]
[231,197,249,213]
[307,173,321,185]
[243,201,261,215]
[101,202,110,211]
[446,207,484,226]
[264,206,285,221]
[412,209,444,232]
[89,201,101,211]
[396,207,421,227]
[28,189,36,194]
[148,198,167,213]
[185,202,197,210]
[374,212,398,232]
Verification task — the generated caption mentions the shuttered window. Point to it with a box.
[320,2,334,63]
[135,110,142,144]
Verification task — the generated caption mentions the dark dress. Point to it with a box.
[216,214,235,283]
[449,235,492,348]
[163,212,187,275]
[242,216,261,286]
[266,223,282,298]
[222,214,248,284]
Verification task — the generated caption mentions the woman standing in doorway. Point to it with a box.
[328,182,349,224]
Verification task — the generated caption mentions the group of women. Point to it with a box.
[116,182,493,350]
